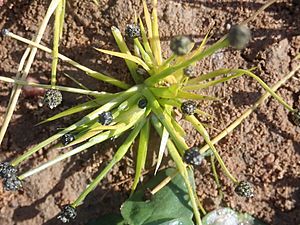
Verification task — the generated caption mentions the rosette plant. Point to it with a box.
[0,0,299,224]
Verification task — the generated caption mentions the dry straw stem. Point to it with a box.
[0,0,61,145]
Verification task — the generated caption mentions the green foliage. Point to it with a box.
[121,168,194,225]
[0,0,299,224]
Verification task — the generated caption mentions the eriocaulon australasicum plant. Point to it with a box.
[0,0,300,224]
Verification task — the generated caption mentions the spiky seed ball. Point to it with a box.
[183,147,203,166]
[3,176,22,191]
[138,98,148,109]
[183,65,196,78]
[43,89,62,109]
[181,100,197,115]
[0,162,17,179]
[170,35,192,56]
[61,133,75,146]
[57,205,77,223]
[235,181,254,198]
[228,25,251,49]
[288,109,300,126]
[98,111,113,125]
[125,24,141,39]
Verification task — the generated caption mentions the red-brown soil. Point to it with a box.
[0,0,300,225]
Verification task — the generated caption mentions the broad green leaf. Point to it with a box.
[87,213,126,225]
[121,168,194,225]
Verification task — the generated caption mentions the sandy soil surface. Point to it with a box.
[0,0,300,225]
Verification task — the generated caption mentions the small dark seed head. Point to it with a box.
[57,205,77,223]
[0,162,17,179]
[170,35,193,56]
[183,65,196,78]
[43,89,62,109]
[235,181,254,198]
[125,24,141,39]
[183,147,203,166]
[138,98,148,109]
[181,100,197,115]
[143,188,154,201]
[288,109,300,126]
[61,133,75,146]
[228,25,251,50]
[98,111,113,125]
[3,176,22,191]
[1,29,9,36]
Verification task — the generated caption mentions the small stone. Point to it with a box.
[181,100,197,115]
[57,205,77,223]
[170,35,193,56]
[183,147,203,166]
[228,25,251,49]
[3,176,22,191]
[235,181,254,198]
[125,24,141,39]
[61,133,75,146]
[138,98,147,109]
[98,111,113,125]
[0,162,17,179]
[43,89,62,109]
[183,65,196,77]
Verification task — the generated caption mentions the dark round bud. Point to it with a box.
[98,111,113,125]
[1,29,9,36]
[288,109,300,126]
[138,98,148,109]
[181,100,197,115]
[183,65,196,78]
[235,181,254,198]
[61,133,75,146]
[143,188,154,201]
[228,25,251,49]
[43,89,62,109]
[57,205,77,223]
[125,24,141,39]
[170,35,192,56]
[3,176,22,191]
[183,147,203,166]
[0,162,17,179]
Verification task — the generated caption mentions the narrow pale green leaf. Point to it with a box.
[111,26,143,83]
[151,0,162,65]
[131,119,150,192]
[177,90,219,100]
[95,48,150,71]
